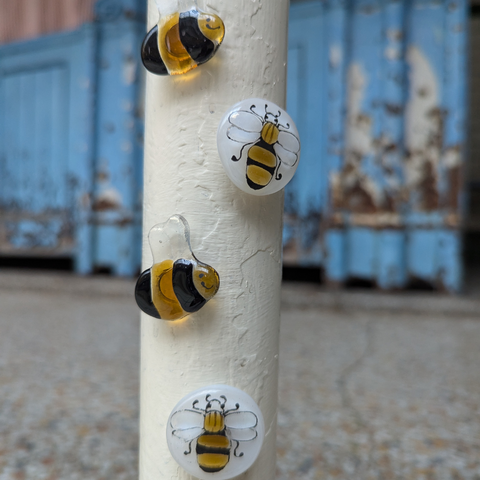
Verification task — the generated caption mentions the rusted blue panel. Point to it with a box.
[286,0,468,291]
[376,0,408,289]
[92,17,144,275]
[0,26,96,271]
[323,0,348,282]
[0,0,145,275]
[284,1,327,266]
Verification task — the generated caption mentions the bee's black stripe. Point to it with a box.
[200,465,225,473]
[179,10,216,64]
[140,25,169,75]
[196,444,230,456]
[134,269,161,318]
[172,259,207,313]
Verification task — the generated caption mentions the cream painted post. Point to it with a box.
[139,0,289,478]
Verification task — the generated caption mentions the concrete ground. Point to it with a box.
[0,271,479,480]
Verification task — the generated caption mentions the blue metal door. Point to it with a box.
[285,0,468,291]
[284,1,327,266]
[0,26,96,273]
[0,1,145,275]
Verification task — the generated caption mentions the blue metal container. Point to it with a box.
[0,0,469,291]
[0,0,145,275]
[285,0,469,291]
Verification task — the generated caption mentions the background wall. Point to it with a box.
[467,9,480,228]
[0,0,145,275]
[0,0,475,292]
[0,0,95,44]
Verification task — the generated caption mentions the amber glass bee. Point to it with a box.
[141,7,225,76]
[135,215,220,321]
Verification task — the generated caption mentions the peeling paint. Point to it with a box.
[404,45,443,212]
[386,28,403,42]
[329,44,457,223]
[330,63,396,218]
[329,42,458,227]
[345,63,373,157]
[92,187,122,211]
[329,45,342,70]
[0,210,74,252]
[385,46,401,60]
[283,187,323,264]
[442,146,462,210]
[122,55,136,85]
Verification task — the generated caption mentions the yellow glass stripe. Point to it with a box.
[204,412,224,432]
[261,123,279,144]
[247,164,272,187]
[249,145,276,168]
[158,12,197,75]
[197,435,230,449]
[151,260,185,320]
[197,453,229,470]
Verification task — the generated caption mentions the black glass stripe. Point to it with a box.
[179,10,216,64]
[141,25,169,75]
[172,259,207,313]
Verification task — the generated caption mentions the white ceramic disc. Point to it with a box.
[166,384,265,480]
[217,98,301,196]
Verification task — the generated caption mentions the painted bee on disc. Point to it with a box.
[141,8,225,76]
[170,394,259,473]
[135,257,219,321]
[227,103,301,191]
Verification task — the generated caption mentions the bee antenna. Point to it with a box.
[192,400,201,410]
[205,394,211,402]
[249,104,264,122]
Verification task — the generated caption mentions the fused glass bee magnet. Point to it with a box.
[167,385,265,480]
[135,215,220,321]
[141,6,225,76]
[217,98,301,196]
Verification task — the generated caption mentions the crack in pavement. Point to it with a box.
[336,318,376,479]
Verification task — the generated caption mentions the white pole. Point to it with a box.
[139,0,289,478]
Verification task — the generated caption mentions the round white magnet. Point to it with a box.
[166,384,265,479]
[217,98,301,196]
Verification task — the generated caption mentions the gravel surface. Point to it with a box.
[1,272,479,479]
[277,307,480,480]
[0,285,139,480]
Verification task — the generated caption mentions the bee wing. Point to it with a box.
[170,409,204,441]
[229,110,263,133]
[172,426,204,442]
[227,428,258,442]
[277,130,301,154]
[227,125,261,145]
[225,410,258,429]
[274,140,300,167]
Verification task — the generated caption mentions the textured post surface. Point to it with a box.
[139,0,289,478]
